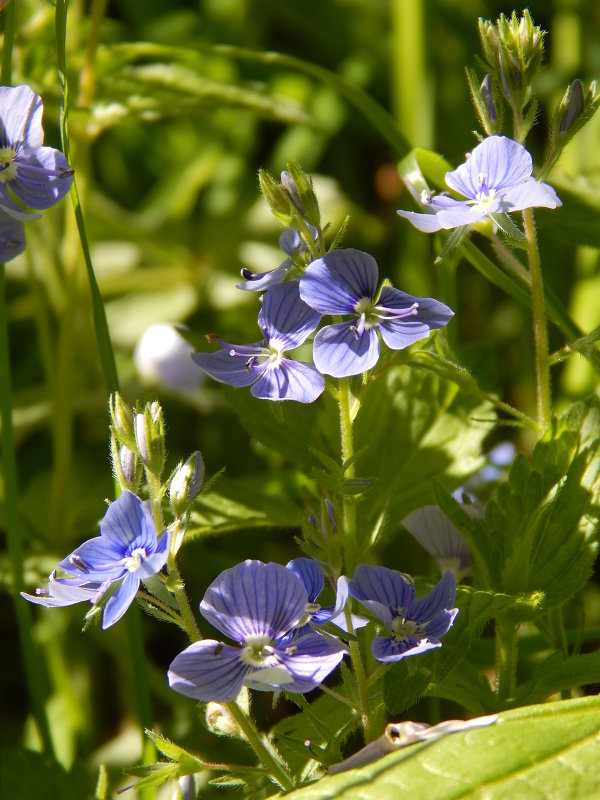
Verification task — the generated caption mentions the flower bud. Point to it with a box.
[109,392,135,448]
[551,79,600,151]
[170,451,205,517]
[119,445,138,485]
[134,402,165,476]
[559,79,584,134]
[480,74,497,123]
[284,161,321,228]
[258,169,296,227]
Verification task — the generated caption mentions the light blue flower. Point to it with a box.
[298,248,453,378]
[349,565,458,662]
[21,491,169,629]
[0,84,73,218]
[192,282,324,403]
[168,560,348,702]
[397,136,561,232]
[236,225,317,291]
[402,499,472,581]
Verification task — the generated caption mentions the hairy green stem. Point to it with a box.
[495,618,518,703]
[225,701,295,791]
[523,208,552,429]
[337,378,358,571]
[344,608,378,742]
[168,555,202,643]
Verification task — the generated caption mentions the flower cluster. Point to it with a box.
[168,558,457,703]
[0,85,73,262]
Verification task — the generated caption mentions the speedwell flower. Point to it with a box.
[285,558,349,636]
[236,225,317,291]
[21,491,169,629]
[397,136,561,232]
[0,84,73,218]
[167,560,348,702]
[192,282,324,403]
[298,248,453,377]
[348,565,458,662]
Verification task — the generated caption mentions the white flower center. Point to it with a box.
[240,634,280,668]
[124,547,147,572]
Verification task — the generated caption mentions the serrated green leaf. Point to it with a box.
[125,763,180,792]
[275,697,600,799]
[144,730,205,770]
[383,656,434,715]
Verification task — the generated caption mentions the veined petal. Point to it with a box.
[168,640,250,702]
[58,536,125,580]
[236,260,293,292]
[500,179,562,212]
[422,607,459,639]
[377,288,454,351]
[434,204,490,228]
[274,633,348,693]
[372,634,441,662]
[313,575,350,625]
[279,224,317,255]
[409,570,456,623]
[192,347,268,387]
[259,283,321,350]
[396,209,444,232]
[299,249,379,314]
[136,533,170,577]
[12,146,73,209]
[0,184,40,221]
[402,505,470,573]
[312,322,379,378]
[200,560,308,643]
[102,491,157,552]
[102,572,139,628]
[286,558,325,602]
[21,578,101,608]
[0,85,44,149]
[349,565,415,628]
[250,359,325,403]
[445,136,533,198]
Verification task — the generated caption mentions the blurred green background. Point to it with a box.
[1,0,599,796]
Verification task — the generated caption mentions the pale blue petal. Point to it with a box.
[500,179,562,211]
[372,634,441,662]
[349,565,415,629]
[192,347,268,387]
[410,570,456,623]
[236,260,292,291]
[422,607,459,639]
[445,136,532,198]
[377,288,454,351]
[102,491,156,552]
[200,560,307,643]
[168,640,250,702]
[21,579,101,608]
[286,558,324,602]
[402,505,470,572]
[274,633,348,693]
[136,533,170,578]
[313,575,349,624]
[259,283,321,350]
[0,184,40,220]
[279,224,317,255]
[0,84,44,148]
[58,536,125,580]
[12,147,73,209]
[299,249,379,314]
[102,573,139,628]
[396,209,443,232]
[313,323,379,378]
[250,359,325,403]
[435,204,491,228]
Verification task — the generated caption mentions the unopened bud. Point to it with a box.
[285,161,321,228]
[119,445,138,486]
[551,79,600,151]
[134,402,165,475]
[170,451,205,516]
[559,79,585,133]
[480,74,497,123]
[258,169,295,226]
[280,170,306,215]
[109,392,135,448]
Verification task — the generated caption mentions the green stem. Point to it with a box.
[344,608,377,742]
[168,555,202,643]
[495,618,518,703]
[225,702,295,791]
[523,208,551,429]
[337,378,358,571]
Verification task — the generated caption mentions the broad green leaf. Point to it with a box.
[276,697,600,799]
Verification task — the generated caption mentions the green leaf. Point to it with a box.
[0,750,95,800]
[275,697,600,799]
[514,651,600,706]
[383,657,433,716]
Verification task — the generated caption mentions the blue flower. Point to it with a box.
[21,491,169,629]
[402,500,471,581]
[192,282,325,403]
[348,565,458,662]
[285,558,349,635]
[236,226,317,291]
[0,85,73,218]
[298,248,454,378]
[168,560,348,702]
[0,214,25,262]
[397,136,561,232]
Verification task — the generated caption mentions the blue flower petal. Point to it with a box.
[168,640,250,702]
[435,204,491,228]
[259,283,321,350]
[192,347,268,387]
[500,179,562,211]
[102,491,157,552]
[313,322,379,378]
[199,560,308,644]
[57,536,124,580]
[422,607,459,639]
[274,633,348,693]
[21,578,102,608]
[279,224,317,255]
[136,533,170,578]
[286,558,325,602]
[236,259,293,292]
[12,146,73,209]
[402,505,470,574]
[396,209,444,232]
[0,84,44,148]
[409,570,456,623]
[349,565,415,629]
[102,572,140,628]
[445,136,533,199]
[300,249,379,314]
[372,634,441,662]
[377,287,454,351]
[250,359,325,403]
[313,575,349,625]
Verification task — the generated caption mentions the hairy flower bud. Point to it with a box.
[134,402,165,476]
[258,169,296,227]
[284,161,321,228]
[109,392,136,448]
[170,451,205,517]
[551,79,600,152]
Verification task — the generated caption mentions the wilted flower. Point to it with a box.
[349,565,458,662]
[298,248,453,377]
[192,282,325,403]
[397,136,561,233]
[168,560,348,702]
[22,491,169,629]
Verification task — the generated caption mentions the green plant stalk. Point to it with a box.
[167,554,202,643]
[0,0,55,759]
[495,617,518,703]
[523,208,551,429]
[225,701,295,791]
[344,608,378,743]
[338,378,358,572]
